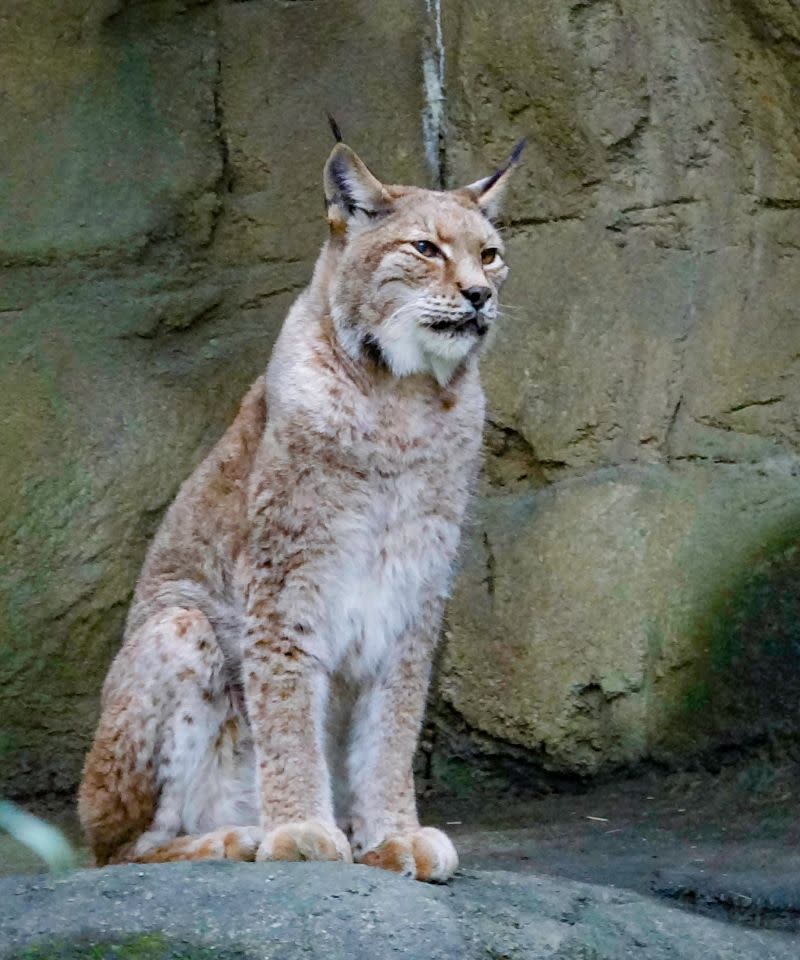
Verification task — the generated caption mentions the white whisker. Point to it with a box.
[382,298,427,326]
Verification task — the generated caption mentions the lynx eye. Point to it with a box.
[481,247,500,266]
[412,239,442,258]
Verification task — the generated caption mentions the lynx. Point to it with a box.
[78,131,523,882]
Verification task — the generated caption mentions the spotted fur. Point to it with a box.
[78,139,521,881]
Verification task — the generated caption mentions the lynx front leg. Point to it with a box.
[347,614,458,882]
[243,633,351,864]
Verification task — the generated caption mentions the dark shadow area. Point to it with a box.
[652,535,800,766]
[422,756,800,933]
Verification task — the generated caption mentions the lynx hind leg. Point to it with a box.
[129,825,262,864]
[79,606,252,865]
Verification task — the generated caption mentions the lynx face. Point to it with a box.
[324,141,523,384]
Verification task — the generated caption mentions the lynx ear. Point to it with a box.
[324,143,389,227]
[460,139,526,221]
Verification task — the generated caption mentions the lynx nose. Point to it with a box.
[461,285,492,310]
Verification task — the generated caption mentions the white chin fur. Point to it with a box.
[377,305,480,383]
[427,354,463,386]
[418,327,477,385]
[333,305,480,385]
[380,328,474,385]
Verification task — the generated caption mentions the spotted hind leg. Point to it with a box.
[126,825,262,863]
[79,606,255,865]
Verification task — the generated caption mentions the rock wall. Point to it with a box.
[434,0,800,784]
[1,0,799,799]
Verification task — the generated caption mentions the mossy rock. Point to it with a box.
[8,936,247,960]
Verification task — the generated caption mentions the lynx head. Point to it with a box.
[323,136,524,385]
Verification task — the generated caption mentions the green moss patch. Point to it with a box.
[9,935,252,960]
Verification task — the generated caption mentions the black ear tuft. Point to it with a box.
[459,138,527,220]
[327,112,344,144]
[479,139,528,194]
[509,138,527,166]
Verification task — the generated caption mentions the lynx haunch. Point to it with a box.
[78,134,523,882]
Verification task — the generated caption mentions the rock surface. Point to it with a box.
[0,0,430,796]
[1,0,800,797]
[433,0,800,782]
[1,862,798,960]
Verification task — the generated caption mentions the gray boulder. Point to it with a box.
[0,862,797,960]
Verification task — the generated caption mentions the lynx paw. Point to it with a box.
[356,827,458,882]
[131,825,263,863]
[214,825,263,861]
[256,820,352,864]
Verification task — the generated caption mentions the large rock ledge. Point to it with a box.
[0,862,795,960]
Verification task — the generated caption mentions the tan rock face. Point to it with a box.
[0,0,430,796]
[440,463,800,779]
[1,0,799,797]
[434,0,800,783]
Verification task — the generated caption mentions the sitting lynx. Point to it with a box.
[78,132,522,881]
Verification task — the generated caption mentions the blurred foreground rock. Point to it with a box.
[1,862,797,960]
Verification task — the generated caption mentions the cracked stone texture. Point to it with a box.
[1,862,798,960]
[431,0,800,782]
[0,0,429,797]
[1,0,800,799]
